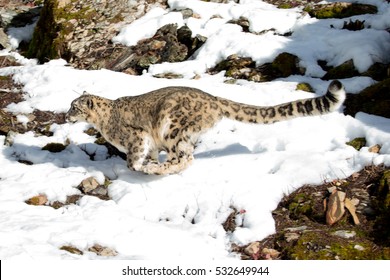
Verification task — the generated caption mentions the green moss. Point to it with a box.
[278,4,293,9]
[94,137,107,145]
[287,231,387,260]
[346,137,366,151]
[305,3,377,19]
[288,193,313,218]
[42,142,67,153]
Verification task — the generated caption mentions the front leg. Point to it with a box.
[126,131,156,172]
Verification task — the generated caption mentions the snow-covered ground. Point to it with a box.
[0,0,389,260]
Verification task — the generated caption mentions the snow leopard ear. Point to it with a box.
[82,91,88,95]
[86,98,94,110]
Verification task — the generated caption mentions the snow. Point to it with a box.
[0,0,390,260]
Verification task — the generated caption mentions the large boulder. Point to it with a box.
[26,0,168,68]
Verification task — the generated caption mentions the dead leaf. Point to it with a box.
[25,194,48,206]
[345,198,360,225]
[326,190,346,225]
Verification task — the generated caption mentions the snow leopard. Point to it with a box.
[66,80,345,175]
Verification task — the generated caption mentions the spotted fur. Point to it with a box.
[66,80,345,175]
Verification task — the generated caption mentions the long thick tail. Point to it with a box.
[217,80,345,124]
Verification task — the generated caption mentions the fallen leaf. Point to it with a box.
[326,190,346,225]
[345,198,360,225]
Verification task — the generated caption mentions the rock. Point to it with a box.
[261,248,280,260]
[177,25,207,58]
[344,198,360,225]
[26,0,168,67]
[88,244,118,257]
[354,244,365,251]
[285,225,308,232]
[60,245,83,255]
[285,232,300,242]
[326,189,346,225]
[346,137,366,151]
[25,194,48,206]
[296,83,314,93]
[322,59,359,80]
[271,52,303,77]
[368,144,381,154]
[332,230,356,239]
[244,242,260,256]
[79,177,100,193]
[0,28,10,49]
[105,24,190,74]
[363,63,390,81]
[41,142,67,153]
[344,78,390,118]
[304,2,378,19]
[228,16,250,32]
[210,52,303,82]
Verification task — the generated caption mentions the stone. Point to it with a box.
[304,2,378,19]
[25,194,48,206]
[244,242,260,256]
[344,78,390,118]
[105,23,191,74]
[79,177,100,193]
[0,28,10,49]
[26,0,168,68]
[332,230,356,239]
[88,244,118,257]
[322,59,359,80]
[346,137,366,151]
[326,190,346,225]
[285,232,300,242]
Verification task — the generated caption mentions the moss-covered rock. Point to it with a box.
[322,59,359,80]
[305,2,378,19]
[296,83,314,93]
[27,0,71,62]
[344,78,390,118]
[26,0,169,67]
[210,52,303,82]
[346,137,367,151]
[363,63,390,81]
[271,52,302,77]
[286,230,387,260]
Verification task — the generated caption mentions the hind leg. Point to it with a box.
[138,140,195,175]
